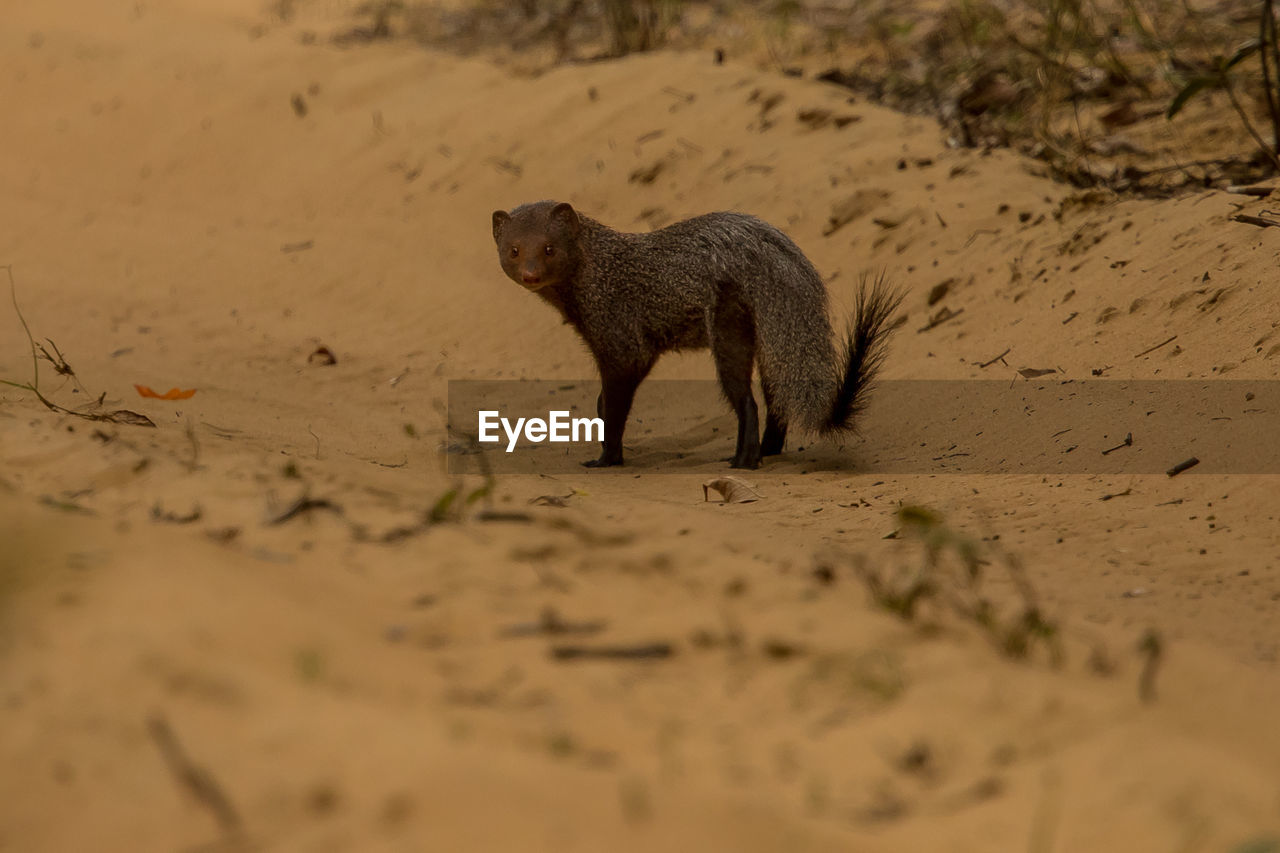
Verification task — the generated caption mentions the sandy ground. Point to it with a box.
[3,1,1280,851]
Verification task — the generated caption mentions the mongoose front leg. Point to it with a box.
[582,372,642,468]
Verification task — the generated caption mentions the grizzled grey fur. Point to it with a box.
[491,200,902,469]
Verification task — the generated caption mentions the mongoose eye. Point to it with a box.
[509,246,519,258]
[544,245,554,257]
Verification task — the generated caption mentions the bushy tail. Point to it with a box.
[709,216,901,434]
[824,272,904,433]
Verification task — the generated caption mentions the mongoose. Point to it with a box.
[491,200,903,469]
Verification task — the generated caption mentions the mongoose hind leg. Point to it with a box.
[583,364,651,468]
[761,412,787,456]
[760,384,787,456]
[710,288,761,469]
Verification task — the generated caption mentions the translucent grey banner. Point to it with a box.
[446,380,1280,474]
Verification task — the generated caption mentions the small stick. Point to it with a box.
[1225,185,1275,196]
[918,307,964,333]
[1232,213,1280,228]
[1133,335,1177,359]
[550,643,674,661]
[500,607,607,638]
[146,715,241,834]
[1099,488,1132,501]
[1101,432,1133,455]
[4,266,155,427]
[978,347,1011,368]
[1166,457,1200,477]
[267,495,342,525]
[475,510,535,523]
[184,419,201,472]
[963,227,999,246]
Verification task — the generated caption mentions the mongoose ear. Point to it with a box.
[492,210,510,243]
[549,202,579,234]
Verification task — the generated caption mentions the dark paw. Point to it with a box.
[729,455,761,470]
[582,455,623,468]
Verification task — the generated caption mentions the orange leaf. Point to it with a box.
[135,384,197,400]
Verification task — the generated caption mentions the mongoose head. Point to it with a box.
[492,201,581,291]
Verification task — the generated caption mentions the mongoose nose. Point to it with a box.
[521,271,541,284]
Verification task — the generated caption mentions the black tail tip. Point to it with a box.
[828,271,905,432]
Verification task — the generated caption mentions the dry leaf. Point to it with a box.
[308,345,337,366]
[702,476,761,504]
[796,107,833,129]
[927,278,955,305]
[1017,368,1056,378]
[134,384,197,400]
[105,409,157,427]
